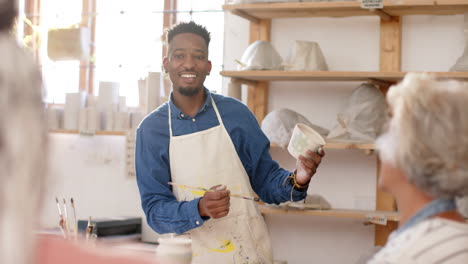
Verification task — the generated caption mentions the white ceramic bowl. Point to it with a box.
[287,123,325,159]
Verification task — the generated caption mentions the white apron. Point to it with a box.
[168,97,273,264]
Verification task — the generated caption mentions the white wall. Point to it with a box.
[223,12,465,264]
[40,134,144,228]
[40,11,466,264]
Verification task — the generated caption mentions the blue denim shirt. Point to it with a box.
[135,89,307,234]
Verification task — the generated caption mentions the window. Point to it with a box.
[176,0,224,93]
[25,0,224,106]
[94,0,164,106]
[39,0,82,103]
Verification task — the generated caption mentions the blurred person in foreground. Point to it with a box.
[368,73,468,264]
[0,1,155,264]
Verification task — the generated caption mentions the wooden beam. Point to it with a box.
[79,0,96,94]
[368,78,395,94]
[249,19,271,44]
[231,9,260,23]
[223,1,468,19]
[325,142,375,150]
[375,15,401,246]
[49,129,127,136]
[162,0,177,96]
[247,81,269,123]
[260,205,400,222]
[24,0,41,62]
[87,0,97,94]
[375,221,399,246]
[375,157,398,245]
[271,141,375,150]
[162,0,170,58]
[221,70,468,82]
[370,9,391,22]
[368,78,394,88]
[375,157,398,246]
[79,0,89,93]
[231,77,258,87]
[380,16,401,72]
[162,0,177,58]
[375,159,398,214]
[247,19,271,123]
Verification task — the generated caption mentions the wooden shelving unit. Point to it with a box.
[223,1,468,21]
[223,0,468,246]
[49,129,127,136]
[271,142,375,150]
[260,205,400,222]
[221,71,468,83]
[325,141,375,150]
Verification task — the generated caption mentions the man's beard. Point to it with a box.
[178,86,202,97]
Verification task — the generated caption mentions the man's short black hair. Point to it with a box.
[166,21,211,47]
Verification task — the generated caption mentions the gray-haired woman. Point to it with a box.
[368,73,468,264]
[0,1,47,263]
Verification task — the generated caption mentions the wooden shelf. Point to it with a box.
[260,205,400,222]
[271,142,375,150]
[221,71,468,83]
[325,141,375,150]
[49,129,127,136]
[223,1,468,22]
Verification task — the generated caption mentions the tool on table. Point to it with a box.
[86,216,95,241]
[168,182,260,202]
[77,217,141,237]
[55,197,67,238]
[70,198,78,240]
[62,198,70,237]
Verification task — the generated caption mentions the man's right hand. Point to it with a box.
[198,185,230,219]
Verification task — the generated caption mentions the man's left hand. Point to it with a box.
[295,148,325,186]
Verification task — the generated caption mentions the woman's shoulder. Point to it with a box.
[369,218,468,264]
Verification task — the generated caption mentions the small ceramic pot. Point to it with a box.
[156,234,192,264]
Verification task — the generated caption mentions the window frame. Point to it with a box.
[23,0,178,99]
[23,0,225,104]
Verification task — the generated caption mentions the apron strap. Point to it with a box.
[167,93,224,138]
[210,97,224,127]
[168,104,173,138]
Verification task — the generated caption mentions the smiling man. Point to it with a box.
[135,21,325,264]
[165,33,209,97]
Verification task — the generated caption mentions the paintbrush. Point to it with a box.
[168,182,260,202]
[55,197,66,238]
[70,198,78,240]
[62,198,70,237]
[86,216,95,241]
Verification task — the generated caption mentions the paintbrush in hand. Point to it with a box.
[168,182,260,202]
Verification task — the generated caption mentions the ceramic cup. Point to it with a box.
[156,234,192,264]
[287,123,326,159]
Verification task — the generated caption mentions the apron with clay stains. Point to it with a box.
[168,97,273,264]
